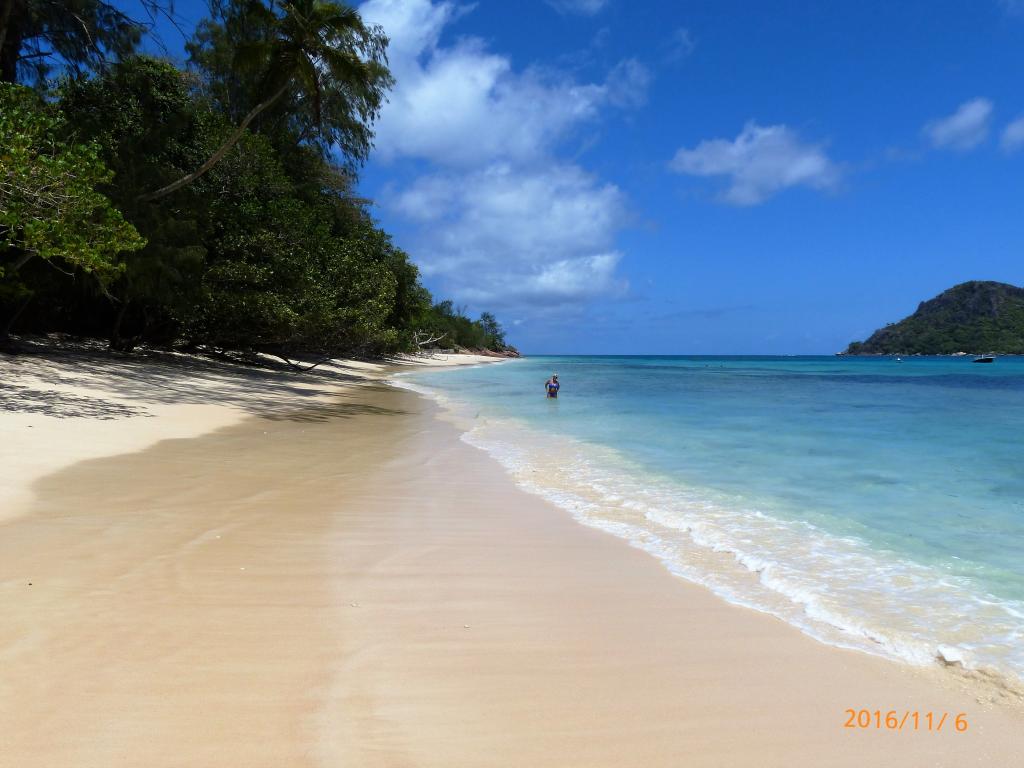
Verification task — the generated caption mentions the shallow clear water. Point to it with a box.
[396,356,1024,684]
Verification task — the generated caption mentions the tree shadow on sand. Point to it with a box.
[1,339,409,422]
[259,399,409,423]
[0,384,150,420]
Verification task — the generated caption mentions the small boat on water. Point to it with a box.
[973,355,995,363]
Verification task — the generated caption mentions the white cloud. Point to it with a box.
[390,164,628,305]
[1000,116,1024,152]
[924,98,993,151]
[669,122,840,205]
[359,0,638,308]
[519,253,623,302]
[1000,0,1024,16]
[546,0,609,15]
[605,59,652,109]
[665,28,696,62]
[360,0,454,62]
[360,0,640,166]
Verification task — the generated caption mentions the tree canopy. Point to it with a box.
[0,82,143,281]
[0,1,513,358]
[0,0,145,84]
[142,0,392,201]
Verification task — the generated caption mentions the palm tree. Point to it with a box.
[138,0,391,202]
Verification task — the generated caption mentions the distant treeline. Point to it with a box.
[0,0,513,360]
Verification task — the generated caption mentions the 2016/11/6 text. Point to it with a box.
[843,710,968,732]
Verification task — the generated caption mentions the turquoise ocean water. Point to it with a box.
[395,356,1024,686]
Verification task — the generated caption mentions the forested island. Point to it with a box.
[0,0,515,363]
[843,281,1024,355]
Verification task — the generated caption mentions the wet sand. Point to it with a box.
[1,360,1022,766]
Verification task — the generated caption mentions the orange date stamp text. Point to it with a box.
[843,709,968,733]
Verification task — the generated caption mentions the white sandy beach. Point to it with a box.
[1,346,1022,767]
[0,345,495,522]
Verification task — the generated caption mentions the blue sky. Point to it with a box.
[137,0,1024,353]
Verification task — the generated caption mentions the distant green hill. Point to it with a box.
[844,281,1024,355]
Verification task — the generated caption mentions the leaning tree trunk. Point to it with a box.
[2,293,31,340]
[0,0,21,83]
[0,249,32,341]
[137,82,290,202]
[110,298,130,351]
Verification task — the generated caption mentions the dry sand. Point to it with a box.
[1,348,1021,767]
[0,343,494,521]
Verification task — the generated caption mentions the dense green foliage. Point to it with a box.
[416,302,509,350]
[0,83,144,280]
[844,281,1024,355]
[0,1,512,358]
[144,0,392,201]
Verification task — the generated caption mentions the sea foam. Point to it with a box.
[391,371,1024,695]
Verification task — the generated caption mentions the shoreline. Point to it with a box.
[333,389,1024,767]
[1,350,1022,766]
[395,358,1024,701]
[397,369,1024,700]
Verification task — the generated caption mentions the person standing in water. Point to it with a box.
[545,373,560,399]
